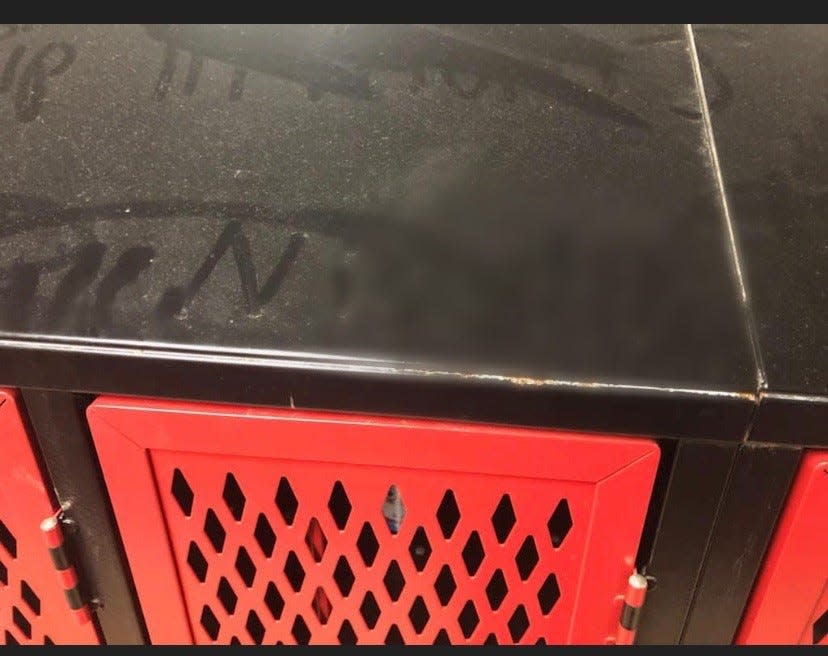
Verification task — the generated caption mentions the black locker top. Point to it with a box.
[692,25,827,443]
[0,25,823,443]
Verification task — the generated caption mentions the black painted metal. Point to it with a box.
[680,443,802,644]
[11,24,828,447]
[19,389,148,645]
[695,24,827,400]
[636,440,738,645]
[634,438,678,573]
[0,339,755,442]
[749,394,828,447]
[0,24,758,427]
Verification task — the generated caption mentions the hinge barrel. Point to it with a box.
[615,572,648,645]
[40,512,93,625]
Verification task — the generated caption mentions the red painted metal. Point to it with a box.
[87,395,659,645]
[737,450,828,645]
[0,388,99,645]
[615,624,635,645]
[57,567,78,591]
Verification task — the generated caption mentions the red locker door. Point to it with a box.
[737,450,828,645]
[0,389,99,645]
[88,395,659,645]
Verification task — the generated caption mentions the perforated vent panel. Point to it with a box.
[160,458,581,645]
[0,389,99,645]
[738,451,828,645]
[88,396,659,644]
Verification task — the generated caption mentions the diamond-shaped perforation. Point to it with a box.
[235,546,256,588]
[304,517,327,563]
[13,606,32,639]
[253,513,276,558]
[356,522,379,567]
[312,587,332,625]
[409,596,430,634]
[508,605,529,642]
[264,582,285,620]
[171,469,194,518]
[383,559,405,602]
[334,556,355,597]
[222,473,246,522]
[409,526,432,572]
[275,477,299,526]
[462,531,485,576]
[204,508,226,553]
[200,605,220,641]
[20,580,40,616]
[338,620,357,645]
[284,551,305,592]
[515,536,539,580]
[360,591,381,629]
[187,541,208,582]
[538,574,561,615]
[814,607,828,645]
[0,519,17,559]
[382,484,406,534]
[292,615,310,645]
[217,577,237,615]
[492,495,517,544]
[548,499,573,548]
[328,481,352,530]
[385,624,405,644]
[0,559,7,586]
[458,601,479,639]
[486,569,508,610]
[435,565,457,606]
[434,629,451,645]
[436,490,461,538]
[246,609,265,644]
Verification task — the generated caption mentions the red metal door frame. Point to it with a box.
[88,395,659,644]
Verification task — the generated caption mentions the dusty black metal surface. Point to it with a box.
[0,24,761,443]
[0,24,823,647]
[693,24,827,438]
